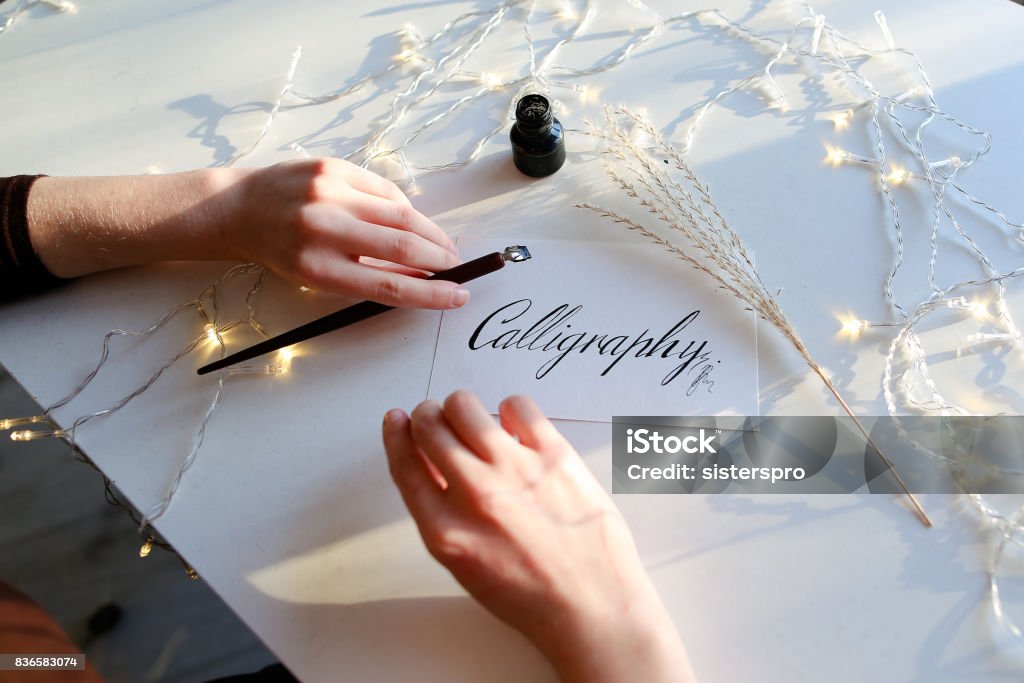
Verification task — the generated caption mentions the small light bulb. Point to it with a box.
[825,145,850,167]
[0,415,48,431]
[968,300,989,319]
[557,3,578,21]
[10,428,66,442]
[810,14,825,55]
[945,297,968,308]
[398,24,424,55]
[575,84,601,105]
[226,364,285,376]
[840,318,869,335]
[204,324,220,344]
[886,166,911,185]
[289,142,312,159]
[874,10,895,50]
[830,110,852,130]
[760,78,786,110]
[396,48,417,63]
[944,296,989,320]
[139,539,153,558]
[479,72,503,90]
[277,347,296,373]
[967,332,1016,344]
[929,156,963,171]
[895,85,924,102]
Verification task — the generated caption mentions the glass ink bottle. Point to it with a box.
[510,94,566,178]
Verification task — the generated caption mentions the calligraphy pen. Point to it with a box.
[197,245,531,375]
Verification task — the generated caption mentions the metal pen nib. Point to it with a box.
[502,245,531,262]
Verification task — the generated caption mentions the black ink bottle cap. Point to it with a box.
[510,94,566,178]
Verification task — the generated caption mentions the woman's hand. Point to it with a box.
[218,158,467,309]
[382,391,695,683]
[28,159,468,309]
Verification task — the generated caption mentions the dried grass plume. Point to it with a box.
[579,105,930,526]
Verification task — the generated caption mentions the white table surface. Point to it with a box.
[2,0,1024,680]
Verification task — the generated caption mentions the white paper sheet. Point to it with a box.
[428,238,758,421]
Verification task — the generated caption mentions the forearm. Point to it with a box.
[23,161,465,309]
[26,170,239,278]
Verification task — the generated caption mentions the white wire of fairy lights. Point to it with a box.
[1,0,1022,636]
[7,264,277,532]
[0,0,75,35]
[644,0,1024,644]
[602,0,1024,644]
[786,2,1024,642]
[2,263,275,576]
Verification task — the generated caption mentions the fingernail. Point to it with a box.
[447,241,460,256]
[384,409,403,425]
[451,287,470,307]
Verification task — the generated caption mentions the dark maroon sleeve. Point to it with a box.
[1,175,63,302]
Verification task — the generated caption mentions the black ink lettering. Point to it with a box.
[468,299,532,349]
[465,301,719,397]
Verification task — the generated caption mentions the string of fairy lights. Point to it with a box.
[0,0,75,35]
[1,0,1021,641]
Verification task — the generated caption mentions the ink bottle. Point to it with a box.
[510,94,566,178]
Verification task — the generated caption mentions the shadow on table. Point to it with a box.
[234,590,557,683]
[167,30,405,167]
